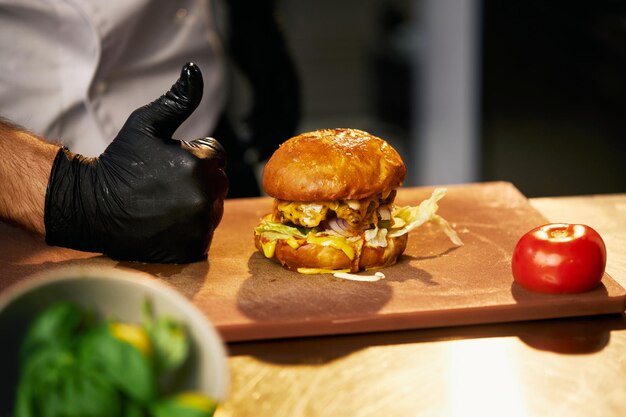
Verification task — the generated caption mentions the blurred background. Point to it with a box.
[269,0,626,197]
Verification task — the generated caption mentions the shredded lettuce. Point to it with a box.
[364,227,388,248]
[388,188,463,246]
[256,188,462,248]
[254,221,310,240]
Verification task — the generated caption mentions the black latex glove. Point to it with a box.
[226,0,300,161]
[44,63,228,263]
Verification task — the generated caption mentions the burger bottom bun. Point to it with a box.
[254,233,408,273]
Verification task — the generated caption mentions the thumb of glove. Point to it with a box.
[181,137,227,168]
[123,62,204,139]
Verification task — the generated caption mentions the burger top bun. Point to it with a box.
[262,128,406,201]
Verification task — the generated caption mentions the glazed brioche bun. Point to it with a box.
[254,233,408,272]
[262,128,406,201]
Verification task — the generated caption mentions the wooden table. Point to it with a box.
[1,189,625,417]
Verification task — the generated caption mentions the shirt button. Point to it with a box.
[174,8,188,23]
[93,81,108,95]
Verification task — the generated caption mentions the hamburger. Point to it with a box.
[254,128,461,274]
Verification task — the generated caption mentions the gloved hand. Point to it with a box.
[44,63,228,263]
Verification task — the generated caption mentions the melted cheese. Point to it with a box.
[286,236,302,249]
[306,235,355,260]
[297,267,351,274]
[276,197,379,228]
[276,201,329,227]
[261,240,277,258]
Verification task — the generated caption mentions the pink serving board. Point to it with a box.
[2,182,624,341]
[182,181,626,341]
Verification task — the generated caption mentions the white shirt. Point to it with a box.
[0,0,225,156]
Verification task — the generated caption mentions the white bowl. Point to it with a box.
[0,266,229,411]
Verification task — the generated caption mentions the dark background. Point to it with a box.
[275,0,626,197]
[481,0,626,196]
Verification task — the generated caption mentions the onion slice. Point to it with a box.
[378,206,391,220]
[326,217,353,237]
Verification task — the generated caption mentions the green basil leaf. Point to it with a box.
[19,302,92,361]
[15,346,121,417]
[142,300,189,376]
[79,324,156,404]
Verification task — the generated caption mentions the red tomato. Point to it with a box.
[511,223,607,294]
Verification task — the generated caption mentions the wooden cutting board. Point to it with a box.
[2,182,625,341]
[169,181,626,341]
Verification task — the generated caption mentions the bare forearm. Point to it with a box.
[0,119,59,234]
